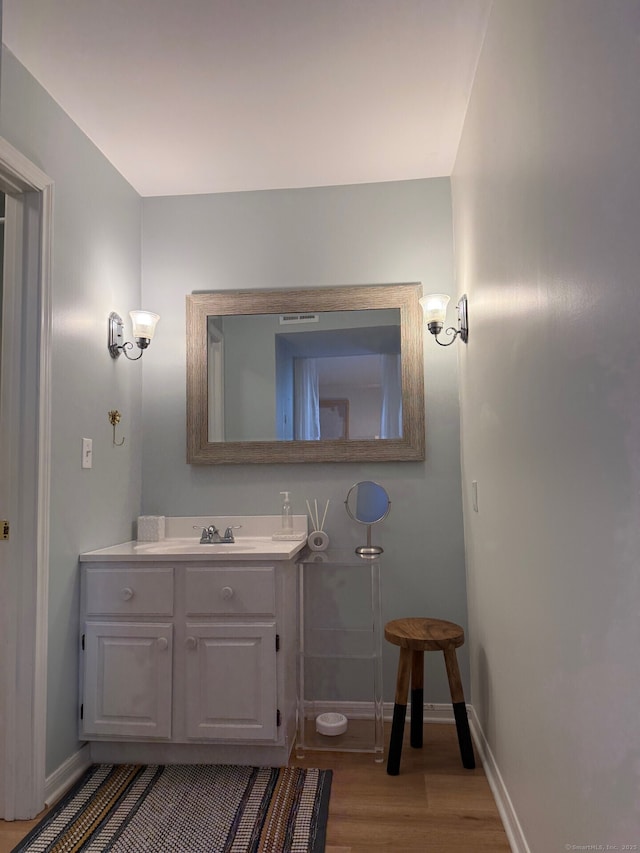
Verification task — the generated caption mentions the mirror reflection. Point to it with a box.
[208,309,402,443]
[345,480,391,524]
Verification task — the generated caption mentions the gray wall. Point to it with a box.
[141,179,467,702]
[453,1,640,847]
[0,49,143,775]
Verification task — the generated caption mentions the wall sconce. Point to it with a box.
[108,310,160,360]
[419,293,468,346]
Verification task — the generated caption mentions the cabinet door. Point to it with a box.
[185,622,277,741]
[82,622,173,739]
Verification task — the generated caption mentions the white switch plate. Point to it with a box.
[472,480,479,512]
[82,437,93,469]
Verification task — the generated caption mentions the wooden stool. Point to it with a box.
[385,617,475,775]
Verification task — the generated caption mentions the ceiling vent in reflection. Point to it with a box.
[279,313,320,325]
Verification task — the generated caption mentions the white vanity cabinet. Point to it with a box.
[79,543,299,766]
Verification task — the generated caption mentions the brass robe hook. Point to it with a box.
[108,410,125,446]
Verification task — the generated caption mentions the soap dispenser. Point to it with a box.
[280,491,293,533]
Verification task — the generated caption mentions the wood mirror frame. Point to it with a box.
[186,282,425,464]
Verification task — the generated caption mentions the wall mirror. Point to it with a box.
[186,283,425,464]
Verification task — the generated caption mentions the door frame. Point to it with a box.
[0,138,52,819]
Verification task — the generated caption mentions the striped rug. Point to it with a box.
[13,764,332,853]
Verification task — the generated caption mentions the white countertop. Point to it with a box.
[80,536,307,562]
[79,515,309,562]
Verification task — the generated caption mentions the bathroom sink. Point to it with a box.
[134,538,257,555]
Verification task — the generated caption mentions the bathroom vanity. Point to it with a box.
[78,516,306,766]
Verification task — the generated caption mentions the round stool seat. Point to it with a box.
[384,617,464,652]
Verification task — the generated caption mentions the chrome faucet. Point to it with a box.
[194,523,241,544]
[199,524,220,544]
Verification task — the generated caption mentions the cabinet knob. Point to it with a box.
[120,587,134,601]
[185,636,197,650]
[157,637,169,651]
[221,586,234,600]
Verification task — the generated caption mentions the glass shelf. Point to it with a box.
[296,549,384,762]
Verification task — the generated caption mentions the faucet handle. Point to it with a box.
[223,525,242,541]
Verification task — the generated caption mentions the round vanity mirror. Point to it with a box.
[344,480,391,557]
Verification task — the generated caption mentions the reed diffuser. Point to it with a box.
[306,498,330,551]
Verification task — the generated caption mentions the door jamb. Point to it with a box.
[0,137,52,819]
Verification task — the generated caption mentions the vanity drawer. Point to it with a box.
[84,566,174,616]
[185,566,275,616]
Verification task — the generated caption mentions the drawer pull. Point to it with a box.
[120,587,134,601]
[157,637,169,651]
[185,636,197,650]
[221,586,234,600]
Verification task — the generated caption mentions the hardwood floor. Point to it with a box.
[0,815,48,853]
[0,723,510,852]
[291,722,510,852]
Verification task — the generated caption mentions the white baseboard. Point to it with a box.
[468,707,529,853]
[415,702,457,723]
[44,744,92,806]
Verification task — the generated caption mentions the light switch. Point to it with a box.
[82,438,93,469]
[472,480,478,512]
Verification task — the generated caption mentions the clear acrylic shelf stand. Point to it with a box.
[296,549,384,762]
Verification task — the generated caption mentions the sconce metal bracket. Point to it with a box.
[108,312,124,358]
[457,294,469,343]
[433,294,469,346]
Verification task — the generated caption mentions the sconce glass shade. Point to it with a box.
[420,293,450,331]
[420,293,468,346]
[129,310,160,342]
[109,309,160,360]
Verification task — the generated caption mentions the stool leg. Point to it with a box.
[443,647,476,769]
[386,646,411,775]
[410,650,424,748]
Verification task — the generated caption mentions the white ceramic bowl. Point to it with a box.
[315,712,348,736]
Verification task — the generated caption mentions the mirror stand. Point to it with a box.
[357,526,383,558]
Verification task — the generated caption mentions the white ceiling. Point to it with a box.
[2,0,491,197]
